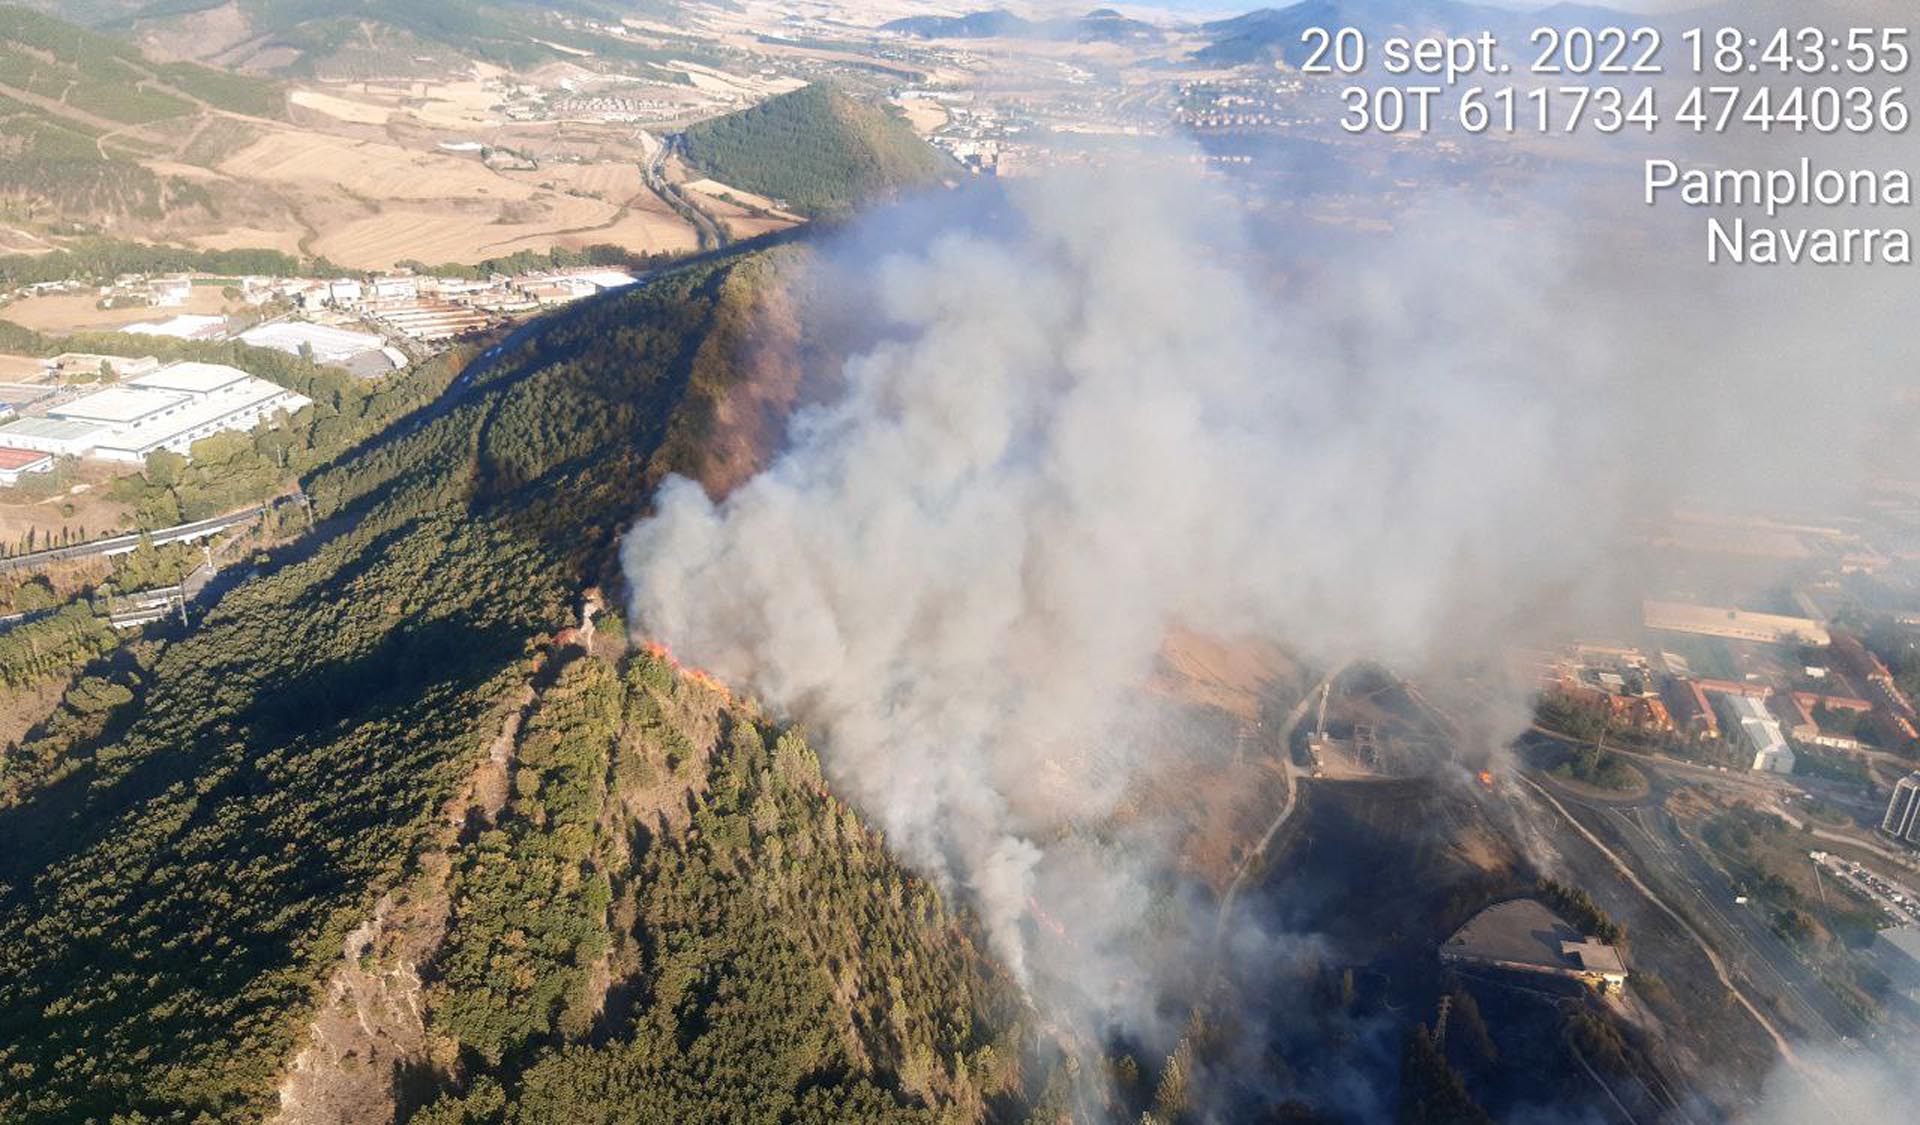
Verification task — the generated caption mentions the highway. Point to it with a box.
[0,500,281,574]
[1527,757,1864,1051]
[643,139,727,251]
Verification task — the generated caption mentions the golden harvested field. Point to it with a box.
[681,178,801,220]
[1,287,232,334]
[527,161,646,201]
[189,225,306,255]
[311,193,696,266]
[304,72,509,130]
[892,96,949,135]
[212,128,698,267]
[220,131,520,200]
[682,189,800,241]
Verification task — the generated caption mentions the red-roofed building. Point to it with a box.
[0,445,53,485]
[1663,679,1720,740]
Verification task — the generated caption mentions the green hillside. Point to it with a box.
[677,84,954,219]
[0,6,282,118]
[0,5,282,224]
[0,246,1034,1122]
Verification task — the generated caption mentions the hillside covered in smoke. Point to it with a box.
[0,247,1064,1122]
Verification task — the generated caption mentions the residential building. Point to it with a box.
[1877,926,1920,995]
[1662,678,1720,740]
[1885,773,1920,846]
[1716,692,1795,774]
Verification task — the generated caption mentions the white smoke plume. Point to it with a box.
[622,151,1911,1065]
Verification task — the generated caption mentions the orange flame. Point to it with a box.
[1478,770,1495,789]
[1027,895,1073,945]
[642,639,733,703]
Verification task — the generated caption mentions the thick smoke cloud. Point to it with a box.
[628,168,1612,980]
[621,147,1911,1091]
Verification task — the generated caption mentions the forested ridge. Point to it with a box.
[0,243,1035,1121]
[676,84,954,219]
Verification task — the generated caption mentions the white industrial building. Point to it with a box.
[128,361,255,398]
[1717,693,1796,774]
[122,314,227,341]
[0,416,111,457]
[238,321,400,370]
[52,386,196,431]
[18,362,311,465]
[371,275,419,301]
[149,275,193,307]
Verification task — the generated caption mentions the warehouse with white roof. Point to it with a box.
[0,417,111,457]
[7,361,311,465]
[238,321,397,369]
[128,361,254,397]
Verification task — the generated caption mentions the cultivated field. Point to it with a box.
[188,225,306,255]
[213,128,699,267]
[1,287,233,334]
[680,178,805,241]
[311,196,696,267]
[220,130,520,200]
[892,96,949,135]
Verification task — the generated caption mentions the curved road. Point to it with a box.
[0,501,277,575]
[1217,664,1348,933]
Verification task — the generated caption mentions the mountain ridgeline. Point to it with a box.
[674,84,955,221]
[880,8,1163,44]
[24,0,717,79]
[0,245,1041,1122]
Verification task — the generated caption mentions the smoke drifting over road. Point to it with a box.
[622,151,1912,1099]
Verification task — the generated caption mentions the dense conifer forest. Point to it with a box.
[0,245,1036,1122]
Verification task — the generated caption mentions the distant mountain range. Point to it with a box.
[1195,0,1599,67]
[1192,0,1868,68]
[882,7,1164,44]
